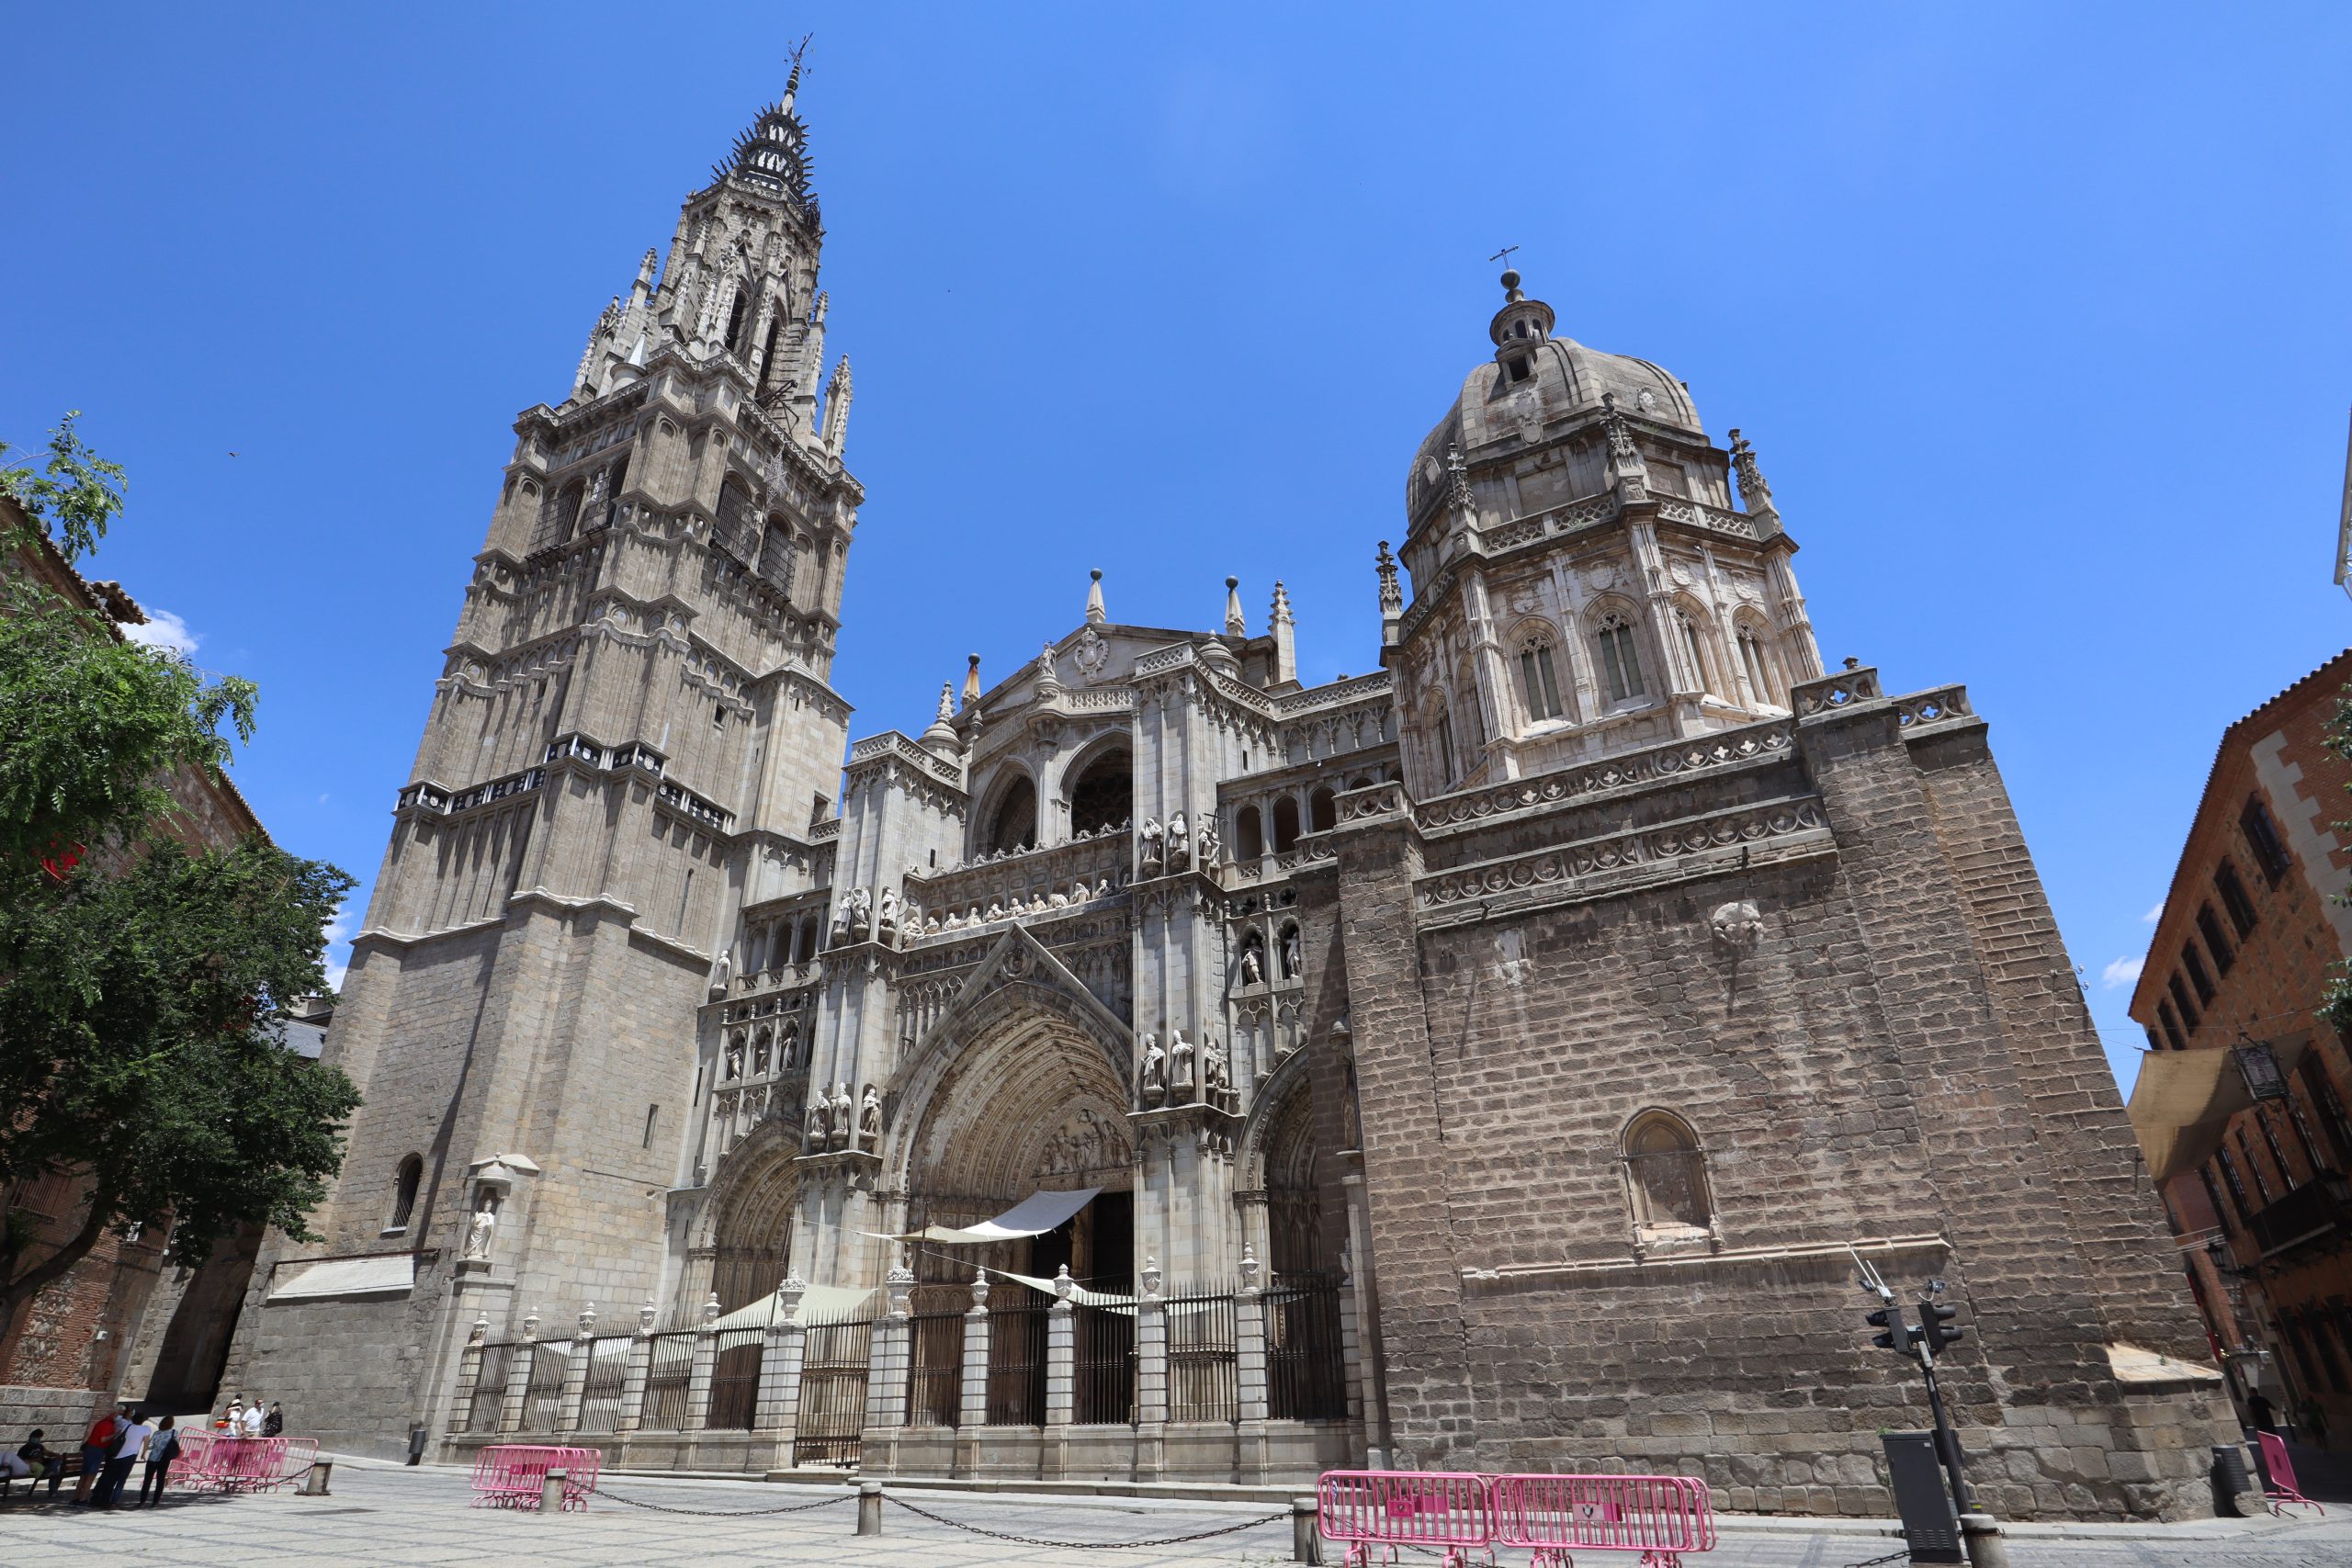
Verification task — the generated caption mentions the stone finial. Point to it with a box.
[1140,1256,1164,1299]
[1375,540,1403,617]
[1053,1264,1075,1303]
[777,1272,807,1320]
[578,1303,598,1338]
[522,1312,541,1341]
[469,1314,490,1345]
[1035,639,1062,696]
[1224,576,1247,637]
[1085,568,1107,626]
[1727,427,1777,519]
[962,653,982,708]
[1239,1243,1261,1293]
[702,1292,723,1325]
[1269,580,1294,626]
[970,1268,991,1310]
[1446,444,1474,515]
[638,1301,658,1334]
[922,682,960,755]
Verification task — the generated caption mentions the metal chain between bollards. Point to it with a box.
[588,1484,858,1517]
[881,1492,1289,1549]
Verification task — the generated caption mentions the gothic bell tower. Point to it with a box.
[222,61,866,1458]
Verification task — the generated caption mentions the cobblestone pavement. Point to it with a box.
[2,1459,2346,1567]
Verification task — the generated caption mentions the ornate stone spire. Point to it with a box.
[920,682,959,756]
[1269,581,1294,627]
[1268,581,1297,688]
[1224,576,1246,637]
[820,355,853,456]
[1376,539,1403,648]
[1728,428,1779,526]
[962,653,982,708]
[716,42,821,227]
[1598,392,1650,503]
[1085,569,1107,626]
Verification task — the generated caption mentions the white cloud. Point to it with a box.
[323,961,349,993]
[322,902,355,947]
[123,607,198,655]
[318,793,331,806]
[2101,954,2146,990]
[2142,903,2164,925]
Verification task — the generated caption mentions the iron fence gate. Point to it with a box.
[469,1343,514,1432]
[640,1330,696,1430]
[986,1294,1049,1427]
[1265,1278,1347,1420]
[1073,1303,1135,1424]
[576,1337,629,1433]
[907,1310,966,1427]
[708,1332,763,1430]
[792,1317,873,1466]
[1167,1287,1238,1423]
[522,1339,571,1430]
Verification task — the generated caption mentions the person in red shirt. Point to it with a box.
[73,1406,122,1503]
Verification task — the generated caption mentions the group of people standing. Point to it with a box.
[6,1393,284,1506]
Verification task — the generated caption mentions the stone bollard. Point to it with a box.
[1291,1495,1322,1563]
[542,1466,568,1516]
[301,1459,333,1497]
[1959,1512,2007,1568]
[856,1479,883,1535]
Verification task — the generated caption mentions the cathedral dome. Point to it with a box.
[1406,271,1701,515]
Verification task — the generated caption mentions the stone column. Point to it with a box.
[1044,1265,1075,1479]
[756,1276,808,1453]
[558,1305,596,1433]
[616,1303,656,1434]
[683,1292,721,1432]
[862,1256,914,1476]
[956,1271,990,1477]
[1236,1247,1269,1481]
[497,1314,538,1435]
[447,1316,490,1435]
[1134,1258,1168,1481]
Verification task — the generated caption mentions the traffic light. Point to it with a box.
[1867,1305,1914,1355]
[1919,1302,1963,1354]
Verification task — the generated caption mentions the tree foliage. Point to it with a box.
[0,414,360,1316]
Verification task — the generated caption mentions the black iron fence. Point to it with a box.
[793,1315,873,1467]
[522,1339,571,1429]
[708,1332,763,1430]
[1073,1303,1135,1425]
[987,1287,1049,1427]
[576,1337,630,1433]
[640,1329,697,1430]
[908,1309,967,1427]
[469,1343,514,1432]
[1265,1277,1347,1421]
[1166,1287,1237,1423]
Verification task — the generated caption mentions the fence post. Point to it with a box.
[558,1304,595,1433]
[863,1255,914,1474]
[1043,1265,1075,1479]
[447,1315,490,1435]
[684,1292,721,1431]
[616,1302,655,1434]
[757,1274,808,1459]
[956,1270,989,1477]
[499,1314,539,1434]
[1336,1247,1372,1461]
[1134,1257,1167,1481]
[1236,1247,1269,1482]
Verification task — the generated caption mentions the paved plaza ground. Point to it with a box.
[2,1456,2347,1567]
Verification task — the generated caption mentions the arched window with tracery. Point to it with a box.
[724,288,751,355]
[1517,626,1566,722]
[1621,1110,1713,1244]
[1235,805,1264,861]
[1308,787,1337,834]
[1736,620,1782,708]
[1430,697,1459,788]
[1595,609,1646,705]
[1272,796,1301,852]
[548,479,585,548]
[715,474,758,561]
[387,1154,424,1233]
[1675,608,1717,698]
[1068,747,1133,838]
[758,516,796,600]
[981,773,1037,856]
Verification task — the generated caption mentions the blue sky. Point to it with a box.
[4,5,2348,1092]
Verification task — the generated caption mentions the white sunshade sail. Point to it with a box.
[903,1186,1102,1245]
[2127,1039,2311,1183]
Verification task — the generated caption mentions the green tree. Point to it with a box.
[0,415,360,1318]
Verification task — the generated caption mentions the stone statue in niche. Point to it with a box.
[876,887,899,938]
[752,1035,770,1076]
[844,887,872,941]
[461,1192,499,1261]
[1203,1033,1231,1104]
[858,1085,881,1151]
[1070,880,1091,904]
[1170,1027,1195,1100]
[1708,899,1764,953]
[805,1099,828,1153]
[724,1039,744,1079]
[1238,944,1263,987]
[1138,817,1164,871]
[828,1082,853,1150]
[1281,928,1302,980]
[1137,1033,1165,1106]
[1165,812,1190,871]
[708,949,732,996]
[1196,817,1219,866]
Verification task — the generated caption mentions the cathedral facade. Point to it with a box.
[220,77,2233,1518]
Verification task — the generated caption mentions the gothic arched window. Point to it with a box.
[1068,748,1133,838]
[1272,796,1302,853]
[984,774,1037,855]
[387,1154,424,1233]
[1623,1111,1713,1241]
[715,475,757,561]
[1518,627,1565,722]
[1596,611,1645,705]
[724,288,751,355]
[758,517,796,600]
[1236,805,1264,861]
[1677,610,1715,698]
[1308,787,1337,834]
[549,479,585,547]
[1431,699,1459,788]
[1736,622,1781,707]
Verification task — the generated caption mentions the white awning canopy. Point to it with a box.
[908,1186,1102,1246]
[2127,1040,2311,1183]
[709,1283,877,1334]
[266,1254,415,1303]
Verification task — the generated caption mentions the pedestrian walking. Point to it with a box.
[92,1409,152,1507]
[262,1402,283,1438]
[136,1417,178,1506]
[239,1397,264,1438]
[73,1406,121,1502]
[217,1398,242,1434]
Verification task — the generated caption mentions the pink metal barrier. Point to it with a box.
[174,1434,292,1494]
[1317,1470,1496,1567]
[2256,1432,2325,1517]
[1493,1472,1718,1566]
[470,1444,600,1511]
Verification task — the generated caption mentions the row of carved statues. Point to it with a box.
[1136,1026,1236,1111]
[1136,811,1217,874]
[804,1080,882,1155]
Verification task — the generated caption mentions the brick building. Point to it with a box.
[2127,649,2352,1450]
[227,71,2231,1518]
[0,495,291,1438]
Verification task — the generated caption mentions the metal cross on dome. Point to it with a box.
[1488,244,1521,267]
